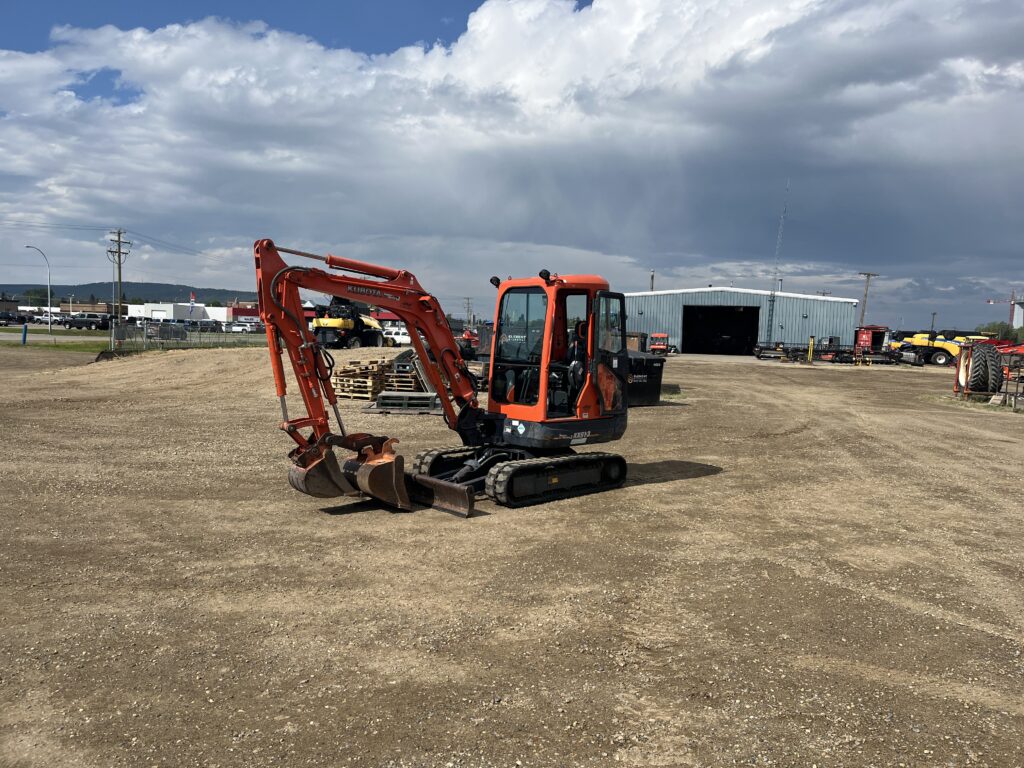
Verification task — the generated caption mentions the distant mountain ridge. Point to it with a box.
[0,281,257,304]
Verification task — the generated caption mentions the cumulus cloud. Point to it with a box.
[0,0,1021,326]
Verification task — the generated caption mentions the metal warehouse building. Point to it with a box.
[625,288,858,355]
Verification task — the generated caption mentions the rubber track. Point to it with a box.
[411,446,477,476]
[484,452,626,508]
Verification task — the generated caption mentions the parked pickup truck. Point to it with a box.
[63,312,110,330]
[0,311,29,326]
[185,319,223,333]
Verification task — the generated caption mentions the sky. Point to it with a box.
[0,0,1021,328]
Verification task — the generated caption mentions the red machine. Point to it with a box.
[254,239,630,516]
[649,332,670,355]
[854,325,890,353]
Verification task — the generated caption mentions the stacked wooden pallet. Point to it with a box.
[332,357,388,400]
[383,370,423,392]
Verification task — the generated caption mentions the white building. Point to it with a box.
[125,302,259,323]
[128,302,213,321]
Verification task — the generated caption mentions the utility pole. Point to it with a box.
[765,179,789,346]
[650,269,655,291]
[107,229,131,349]
[857,272,879,326]
[463,297,473,328]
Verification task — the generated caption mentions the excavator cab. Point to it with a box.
[488,277,629,448]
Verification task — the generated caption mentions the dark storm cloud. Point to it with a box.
[0,0,1020,327]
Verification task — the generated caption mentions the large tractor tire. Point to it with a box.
[930,349,952,366]
[369,332,385,347]
[967,346,991,393]
[973,344,1003,393]
[347,336,362,349]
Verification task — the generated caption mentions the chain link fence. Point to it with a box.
[111,321,268,353]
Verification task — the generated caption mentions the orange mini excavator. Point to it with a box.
[254,239,630,516]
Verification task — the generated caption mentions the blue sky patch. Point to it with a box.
[69,68,143,104]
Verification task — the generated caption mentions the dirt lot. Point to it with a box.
[1,347,1021,767]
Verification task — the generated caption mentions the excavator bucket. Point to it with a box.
[288,450,359,498]
[288,434,474,516]
[349,437,412,511]
[287,433,411,509]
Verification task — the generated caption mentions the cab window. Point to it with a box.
[495,288,547,363]
[492,287,548,406]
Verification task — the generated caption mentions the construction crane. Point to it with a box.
[254,239,630,517]
[987,289,1020,329]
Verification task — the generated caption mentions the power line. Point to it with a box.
[0,217,110,232]
[127,230,237,265]
[0,217,232,265]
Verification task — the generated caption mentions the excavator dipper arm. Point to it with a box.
[254,239,486,515]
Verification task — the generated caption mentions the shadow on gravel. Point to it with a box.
[624,460,722,487]
[317,460,720,516]
[320,498,491,518]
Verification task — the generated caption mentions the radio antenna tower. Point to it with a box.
[765,179,789,346]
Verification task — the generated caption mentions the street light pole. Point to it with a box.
[24,245,51,336]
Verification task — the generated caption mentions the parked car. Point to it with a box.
[63,312,110,330]
[229,320,264,333]
[186,319,223,333]
[0,311,28,326]
[33,312,64,324]
[383,328,411,346]
[145,319,187,340]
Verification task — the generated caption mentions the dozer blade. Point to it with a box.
[288,450,359,498]
[407,473,476,518]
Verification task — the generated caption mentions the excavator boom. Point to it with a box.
[254,239,484,515]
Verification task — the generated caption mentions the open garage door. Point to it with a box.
[682,306,759,355]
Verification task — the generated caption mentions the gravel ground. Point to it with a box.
[1,347,1021,767]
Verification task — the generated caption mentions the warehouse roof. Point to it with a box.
[624,286,857,304]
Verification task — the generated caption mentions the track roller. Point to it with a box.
[412,446,479,476]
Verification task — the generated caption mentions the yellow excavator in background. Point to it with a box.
[312,297,386,349]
